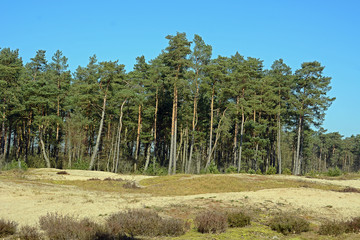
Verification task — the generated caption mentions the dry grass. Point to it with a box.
[2,172,344,197]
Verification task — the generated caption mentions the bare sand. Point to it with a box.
[1,169,359,227]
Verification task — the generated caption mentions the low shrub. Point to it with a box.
[269,214,310,235]
[266,166,277,175]
[39,213,105,240]
[195,210,228,234]
[161,217,188,236]
[227,210,251,228]
[3,159,28,171]
[72,159,89,170]
[142,162,168,176]
[107,209,186,237]
[346,217,360,233]
[282,168,292,175]
[327,167,342,177]
[19,225,44,240]
[225,166,238,174]
[205,162,220,174]
[318,220,347,236]
[0,218,17,237]
[248,168,256,174]
[256,169,262,175]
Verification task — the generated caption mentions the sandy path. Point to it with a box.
[1,169,360,227]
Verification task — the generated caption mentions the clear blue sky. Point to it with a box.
[1,0,359,137]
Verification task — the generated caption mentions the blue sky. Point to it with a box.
[1,0,359,137]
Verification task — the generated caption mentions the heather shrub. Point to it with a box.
[318,220,347,236]
[39,213,104,240]
[18,225,44,240]
[269,213,310,235]
[195,210,228,233]
[345,217,360,233]
[0,218,17,237]
[161,217,188,236]
[227,210,251,228]
[107,209,186,237]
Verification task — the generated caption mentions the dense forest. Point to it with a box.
[1,32,359,175]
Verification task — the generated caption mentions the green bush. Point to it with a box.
[327,167,342,177]
[0,218,17,238]
[72,159,89,170]
[227,210,251,228]
[3,160,28,171]
[248,168,256,174]
[195,211,228,234]
[282,168,292,175]
[266,166,277,175]
[225,166,238,174]
[269,214,310,235]
[256,169,262,175]
[206,162,220,174]
[142,163,167,176]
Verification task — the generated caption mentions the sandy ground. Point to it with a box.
[1,169,360,227]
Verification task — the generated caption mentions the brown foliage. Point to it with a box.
[195,210,228,233]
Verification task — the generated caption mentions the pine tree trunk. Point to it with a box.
[237,109,244,173]
[169,82,178,175]
[277,113,282,174]
[233,96,239,166]
[134,104,142,172]
[40,126,51,168]
[187,69,199,174]
[89,84,109,170]
[114,99,126,173]
[206,87,215,168]
[294,115,302,175]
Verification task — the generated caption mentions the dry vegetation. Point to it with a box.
[1,168,360,239]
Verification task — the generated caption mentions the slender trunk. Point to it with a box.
[0,127,8,165]
[206,86,215,167]
[134,104,142,172]
[40,126,51,168]
[187,69,200,173]
[176,128,183,164]
[144,140,151,171]
[114,99,126,173]
[233,96,239,166]
[173,101,178,175]
[169,81,179,175]
[206,108,227,169]
[89,84,109,170]
[67,125,72,169]
[294,115,302,175]
[237,108,244,173]
[153,87,158,160]
[277,113,282,174]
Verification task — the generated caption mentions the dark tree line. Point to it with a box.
[1,33,358,175]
